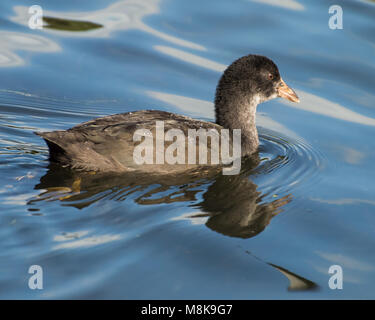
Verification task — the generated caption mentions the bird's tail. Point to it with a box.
[34,131,71,165]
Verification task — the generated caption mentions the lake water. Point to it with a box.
[0,0,374,299]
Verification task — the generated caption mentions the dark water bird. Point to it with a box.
[36,54,299,173]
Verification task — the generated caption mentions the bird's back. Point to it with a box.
[36,110,224,173]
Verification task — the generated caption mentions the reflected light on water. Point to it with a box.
[314,251,374,284]
[280,90,375,127]
[311,197,375,206]
[154,45,375,127]
[331,145,365,165]
[52,232,122,250]
[155,45,225,71]
[0,31,59,67]
[250,0,304,11]
[11,0,205,51]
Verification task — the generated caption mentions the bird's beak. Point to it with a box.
[277,78,300,103]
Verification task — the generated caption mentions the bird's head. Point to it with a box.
[216,54,299,106]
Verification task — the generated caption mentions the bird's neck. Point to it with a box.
[215,96,259,156]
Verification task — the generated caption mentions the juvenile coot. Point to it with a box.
[36,54,299,173]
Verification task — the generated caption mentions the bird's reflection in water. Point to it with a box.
[29,157,317,291]
[31,157,290,237]
[191,172,291,239]
[30,157,289,239]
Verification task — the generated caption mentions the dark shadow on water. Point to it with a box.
[43,17,103,32]
[269,263,318,291]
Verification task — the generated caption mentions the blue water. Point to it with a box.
[0,0,375,299]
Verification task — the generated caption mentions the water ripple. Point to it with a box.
[255,128,327,196]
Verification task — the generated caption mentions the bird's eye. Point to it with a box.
[268,73,274,80]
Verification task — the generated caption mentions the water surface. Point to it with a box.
[0,0,375,299]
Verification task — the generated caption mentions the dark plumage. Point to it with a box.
[36,54,299,173]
